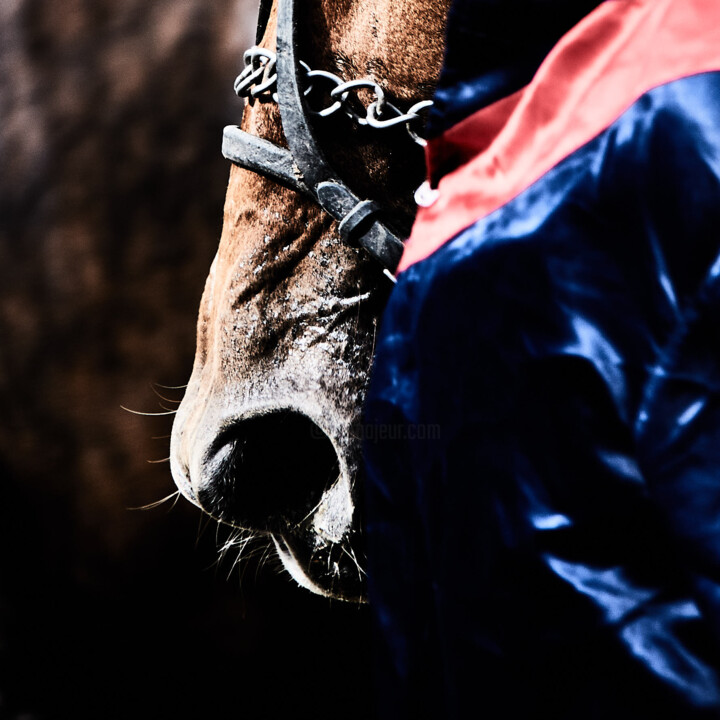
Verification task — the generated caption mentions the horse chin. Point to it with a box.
[273,531,367,603]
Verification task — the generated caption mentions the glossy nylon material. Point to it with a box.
[364,70,720,718]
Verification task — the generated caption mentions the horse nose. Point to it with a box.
[197,411,340,532]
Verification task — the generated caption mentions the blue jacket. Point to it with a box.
[364,1,720,716]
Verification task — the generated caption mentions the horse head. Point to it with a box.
[170,0,449,601]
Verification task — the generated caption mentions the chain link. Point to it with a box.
[234,46,433,147]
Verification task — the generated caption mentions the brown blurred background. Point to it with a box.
[0,1,370,717]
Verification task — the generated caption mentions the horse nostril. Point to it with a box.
[198,411,340,532]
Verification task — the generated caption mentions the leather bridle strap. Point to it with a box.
[221,0,406,273]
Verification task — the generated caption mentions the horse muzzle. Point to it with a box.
[170,401,367,601]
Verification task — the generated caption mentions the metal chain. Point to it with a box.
[234,46,433,147]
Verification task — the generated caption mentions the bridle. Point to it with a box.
[221,0,434,276]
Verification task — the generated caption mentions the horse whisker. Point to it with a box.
[120,406,177,416]
[128,490,181,511]
[150,384,183,404]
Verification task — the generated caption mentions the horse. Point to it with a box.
[166,0,720,715]
[170,0,450,601]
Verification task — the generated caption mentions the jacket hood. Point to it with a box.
[427,0,607,136]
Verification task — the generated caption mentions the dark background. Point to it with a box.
[0,1,370,717]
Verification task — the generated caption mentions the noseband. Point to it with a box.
[221,0,433,275]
